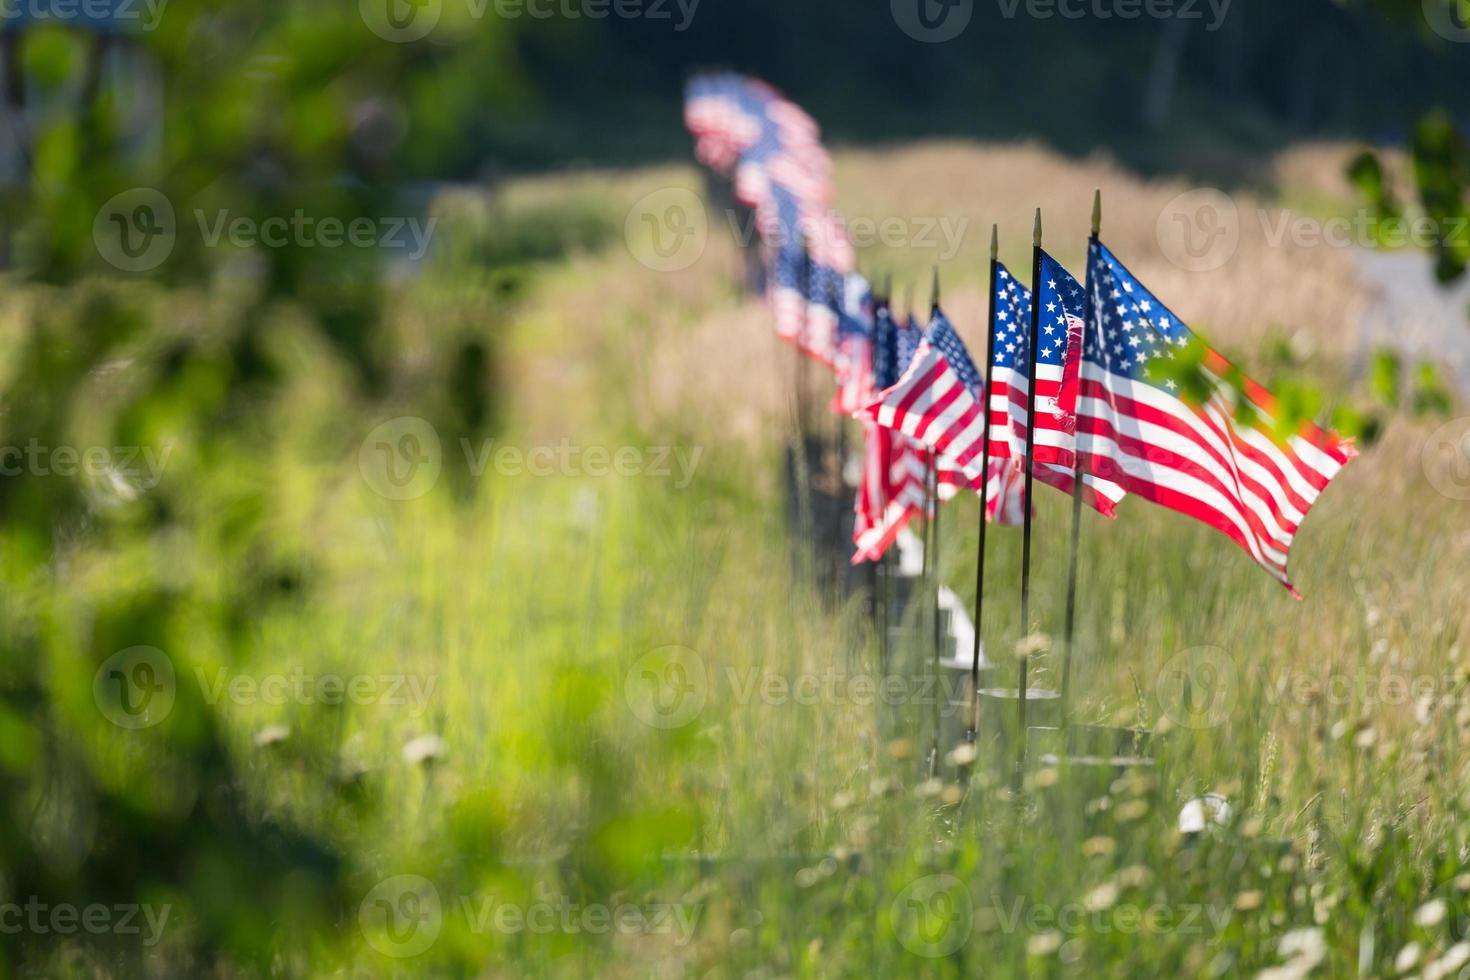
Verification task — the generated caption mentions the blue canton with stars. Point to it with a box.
[873,304,900,390]
[809,262,844,317]
[1084,240,1192,387]
[895,313,922,374]
[773,242,805,298]
[925,311,983,395]
[991,253,1088,376]
[991,262,1033,374]
[1037,251,1087,365]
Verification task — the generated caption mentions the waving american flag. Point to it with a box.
[853,301,932,563]
[684,73,851,367]
[856,310,1027,524]
[985,262,1126,518]
[832,273,875,415]
[1076,241,1356,595]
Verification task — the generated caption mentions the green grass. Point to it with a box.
[248,201,1464,975]
[11,145,1470,978]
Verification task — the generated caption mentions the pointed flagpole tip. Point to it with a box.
[990,224,999,262]
[1033,209,1042,248]
[930,266,940,312]
[1091,189,1102,237]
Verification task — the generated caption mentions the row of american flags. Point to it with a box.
[685,72,1357,598]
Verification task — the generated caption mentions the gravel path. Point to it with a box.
[1354,249,1470,395]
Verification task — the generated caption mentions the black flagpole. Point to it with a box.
[967,226,1001,746]
[870,277,886,657]
[927,266,943,775]
[830,269,847,590]
[796,246,812,446]
[1060,191,1101,729]
[793,245,812,560]
[878,274,894,670]
[929,264,943,670]
[1016,209,1044,788]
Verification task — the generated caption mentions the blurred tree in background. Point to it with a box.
[0,1,521,973]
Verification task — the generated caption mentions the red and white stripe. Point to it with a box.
[1077,348,1356,595]
[863,341,1125,518]
[988,313,1085,469]
[853,428,930,564]
[832,335,873,416]
[773,282,806,343]
[984,458,1027,526]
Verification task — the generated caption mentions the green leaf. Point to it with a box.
[1369,349,1402,408]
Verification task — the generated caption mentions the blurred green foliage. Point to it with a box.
[0,0,525,973]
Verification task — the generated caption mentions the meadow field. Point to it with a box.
[213,141,1464,975]
[12,138,1470,978]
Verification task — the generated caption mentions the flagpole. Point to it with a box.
[967,226,1001,746]
[1060,191,1101,728]
[793,243,816,564]
[830,268,847,592]
[927,266,943,776]
[1017,208,1044,789]
[878,274,894,670]
[870,279,886,657]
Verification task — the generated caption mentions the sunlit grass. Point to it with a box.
[29,139,1466,976]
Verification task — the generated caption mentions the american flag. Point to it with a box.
[864,311,989,481]
[853,301,931,563]
[684,73,854,365]
[1076,241,1357,595]
[804,261,843,367]
[772,241,808,344]
[684,75,762,175]
[987,262,1127,518]
[832,273,875,415]
[861,310,1028,523]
